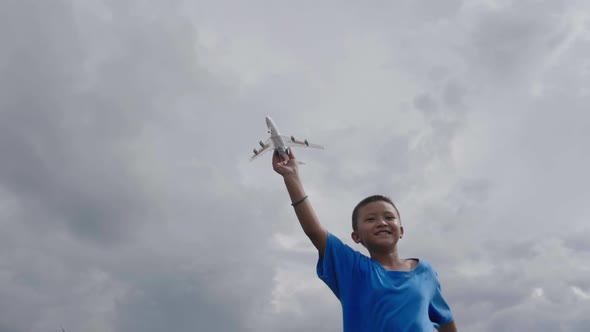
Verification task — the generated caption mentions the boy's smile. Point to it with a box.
[351,201,403,250]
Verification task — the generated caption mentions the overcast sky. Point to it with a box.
[1,0,589,331]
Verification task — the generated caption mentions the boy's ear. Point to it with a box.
[351,231,361,243]
[400,226,404,239]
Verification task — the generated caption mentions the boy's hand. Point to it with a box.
[272,148,299,178]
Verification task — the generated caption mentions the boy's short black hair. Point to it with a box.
[352,195,400,231]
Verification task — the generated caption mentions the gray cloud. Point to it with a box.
[414,92,439,114]
[0,1,274,331]
[464,1,572,84]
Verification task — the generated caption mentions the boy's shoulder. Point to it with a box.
[402,258,438,273]
[413,259,443,278]
[405,258,420,270]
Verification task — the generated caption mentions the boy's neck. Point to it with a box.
[369,246,409,271]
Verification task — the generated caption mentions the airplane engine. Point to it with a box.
[291,136,296,142]
[253,149,259,155]
[259,141,265,147]
[304,139,309,146]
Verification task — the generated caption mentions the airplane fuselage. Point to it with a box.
[266,117,289,157]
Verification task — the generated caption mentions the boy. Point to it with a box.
[272,149,457,332]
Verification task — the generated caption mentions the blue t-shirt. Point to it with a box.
[317,233,453,332]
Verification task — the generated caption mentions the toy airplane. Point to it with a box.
[250,116,324,162]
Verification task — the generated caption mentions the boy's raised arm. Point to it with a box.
[273,149,328,255]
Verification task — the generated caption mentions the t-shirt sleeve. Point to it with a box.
[429,269,454,329]
[316,232,359,300]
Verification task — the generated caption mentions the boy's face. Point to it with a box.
[351,200,403,250]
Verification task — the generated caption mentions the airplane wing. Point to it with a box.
[282,135,325,149]
[249,139,274,161]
